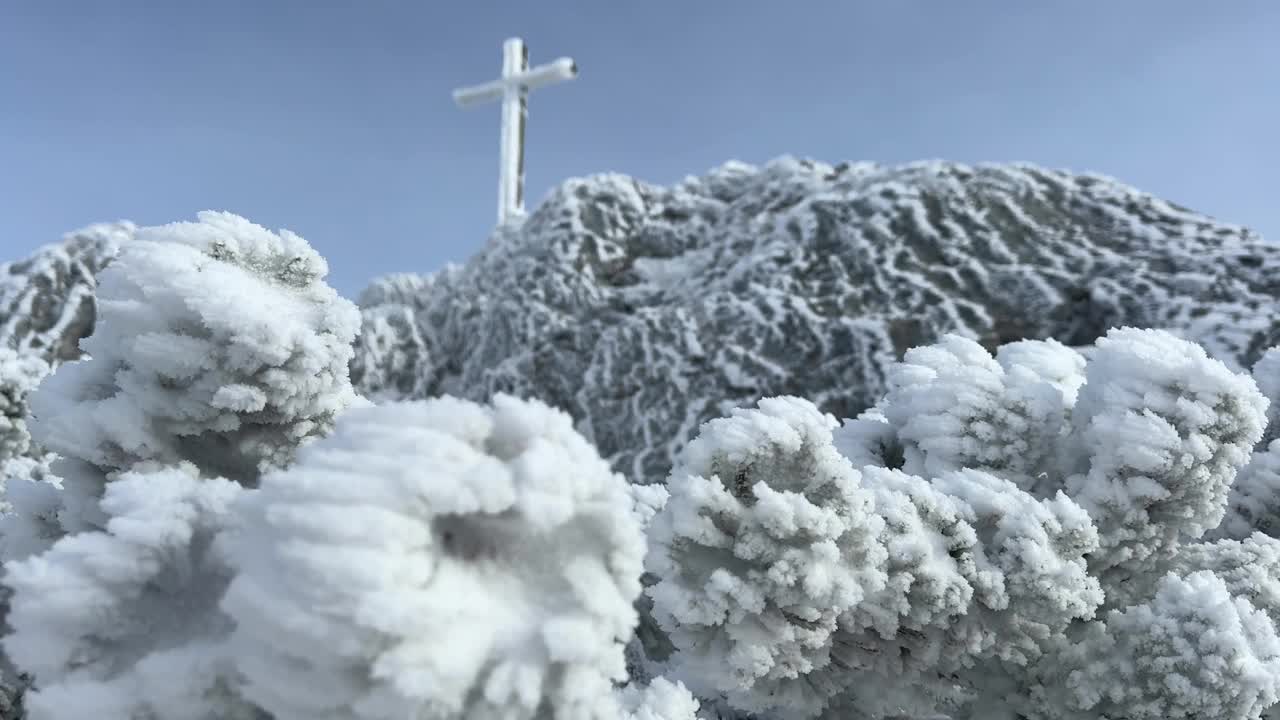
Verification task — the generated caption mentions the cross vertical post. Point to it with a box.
[453,38,578,227]
[499,38,527,224]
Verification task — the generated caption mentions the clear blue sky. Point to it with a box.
[2,1,1277,298]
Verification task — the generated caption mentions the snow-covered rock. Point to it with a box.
[0,223,127,365]
[353,157,1280,484]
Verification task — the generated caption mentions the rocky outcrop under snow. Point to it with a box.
[352,157,1280,484]
[0,223,128,366]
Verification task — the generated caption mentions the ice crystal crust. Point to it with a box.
[27,211,360,486]
[352,157,1280,484]
[1218,441,1280,540]
[220,396,646,720]
[615,677,700,720]
[849,468,1101,708]
[0,223,124,492]
[658,328,1277,719]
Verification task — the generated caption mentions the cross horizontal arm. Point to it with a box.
[452,82,504,107]
[452,58,578,107]
[519,58,578,90]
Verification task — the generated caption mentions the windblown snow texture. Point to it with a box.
[352,156,1280,483]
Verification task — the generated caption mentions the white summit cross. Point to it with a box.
[453,38,578,227]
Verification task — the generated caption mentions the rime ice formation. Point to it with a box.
[0,192,1278,719]
[0,222,127,366]
[1050,571,1280,720]
[0,213,360,720]
[2,465,254,720]
[615,677,700,720]
[838,334,1085,495]
[0,351,51,490]
[644,397,887,717]
[352,157,1280,484]
[2,161,1275,487]
[27,211,361,487]
[801,328,1275,718]
[220,396,646,720]
[1062,327,1267,595]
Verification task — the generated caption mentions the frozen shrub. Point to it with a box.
[1253,347,1280,448]
[219,395,644,720]
[833,467,1101,719]
[27,210,360,491]
[1,212,359,720]
[835,335,1084,497]
[837,328,1268,602]
[616,677,700,720]
[645,396,886,718]
[0,476,63,564]
[1063,328,1266,592]
[2,465,254,720]
[1216,440,1280,541]
[0,350,56,560]
[1167,533,1280,625]
[664,327,1275,719]
[0,350,51,482]
[1047,571,1280,720]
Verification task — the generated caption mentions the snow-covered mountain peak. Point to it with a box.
[353,157,1279,484]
